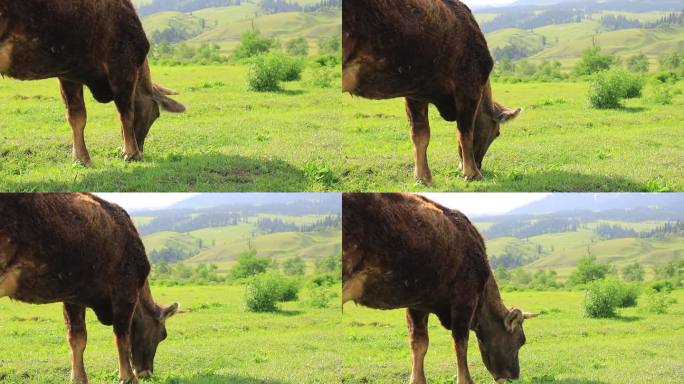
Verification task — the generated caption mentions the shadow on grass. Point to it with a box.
[475,169,649,192]
[524,378,608,384]
[613,315,643,322]
[2,153,311,192]
[162,373,288,384]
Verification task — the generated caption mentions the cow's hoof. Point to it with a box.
[415,174,433,186]
[71,377,88,384]
[72,157,92,167]
[119,378,138,384]
[123,152,142,162]
[463,170,483,181]
[136,370,152,378]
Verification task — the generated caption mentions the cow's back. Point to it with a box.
[343,193,490,313]
[0,193,150,307]
[1,0,149,80]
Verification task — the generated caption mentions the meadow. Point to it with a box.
[0,65,341,192]
[0,285,341,384]
[341,81,684,192]
[342,290,684,384]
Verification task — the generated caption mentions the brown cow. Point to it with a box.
[0,0,185,164]
[343,0,522,183]
[0,193,179,384]
[343,193,537,384]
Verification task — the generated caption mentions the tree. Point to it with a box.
[282,256,306,276]
[286,37,309,56]
[573,47,616,76]
[569,255,609,285]
[233,29,274,60]
[318,35,341,54]
[230,250,272,279]
[315,253,341,275]
[622,262,644,282]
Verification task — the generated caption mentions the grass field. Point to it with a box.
[341,81,684,192]
[0,65,341,192]
[0,285,340,384]
[342,290,684,384]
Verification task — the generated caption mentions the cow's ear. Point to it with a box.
[493,104,522,123]
[152,84,186,113]
[504,308,524,332]
[161,303,180,320]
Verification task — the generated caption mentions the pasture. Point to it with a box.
[342,290,684,384]
[0,284,341,384]
[0,65,341,192]
[341,81,684,192]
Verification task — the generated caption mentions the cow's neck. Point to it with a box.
[135,280,158,319]
[471,275,508,333]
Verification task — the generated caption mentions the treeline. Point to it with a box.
[601,12,684,31]
[256,215,341,234]
[150,246,200,264]
[150,43,228,65]
[595,221,684,240]
[260,0,341,14]
[484,217,580,240]
[139,0,241,16]
[482,9,585,33]
[139,212,244,235]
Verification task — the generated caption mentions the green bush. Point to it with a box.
[230,250,272,279]
[244,274,301,312]
[286,37,309,56]
[282,256,306,276]
[247,53,304,91]
[305,286,335,309]
[574,47,616,76]
[654,71,679,84]
[615,282,640,308]
[650,84,674,105]
[650,280,675,293]
[642,290,676,314]
[583,279,622,318]
[588,70,645,109]
[569,255,609,285]
[306,66,339,88]
[234,30,274,60]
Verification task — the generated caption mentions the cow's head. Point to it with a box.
[130,300,180,378]
[476,307,537,382]
[474,85,522,169]
[133,63,185,152]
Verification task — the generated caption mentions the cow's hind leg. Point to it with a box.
[405,98,432,185]
[455,92,484,181]
[450,300,478,384]
[110,71,142,162]
[59,79,91,165]
[407,309,430,384]
[63,303,88,384]
[112,297,138,384]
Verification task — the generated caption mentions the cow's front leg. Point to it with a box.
[111,73,142,162]
[112,299,138,384]
[407,309,430,384]
[59,79,91,165]
[63,303,88,384]
[451,302,477,384]
[455,93,483,181]
[406,98,433,185]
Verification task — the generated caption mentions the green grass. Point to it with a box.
[0,284,341,383]
[0,65,341,192]
[341,81,684,192]
[342,290,684,384]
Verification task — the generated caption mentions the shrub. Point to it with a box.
[583,279,621,318]
[650,280,674,293]
[622,262,645,282]
[247,53,303,91]
[282,256,306,276]
[569,255,609,285]
[305,286,335,309]
[286,37,309,56]
[615,282,640,308]
[654,71,679,84]
[587,70,645,109]
[650,84,674,105]
[574,47,616,76]
[306,66,339,88]
[642,290,676,314]
[626,54,650,73]
[318,35,341,54]
[234,30,274,60]
[244,274,301,312]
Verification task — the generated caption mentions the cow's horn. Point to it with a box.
[523,312,539,319]
[153,84,179,96]
[161,302,180,320]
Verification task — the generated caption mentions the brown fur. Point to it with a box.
[0,193,178,384]
[0,0,185,164]
[343,193,534,383]
[343,0,521,182]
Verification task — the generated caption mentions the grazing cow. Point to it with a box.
[343,0,522,183]
[0,0,185,164]
[0,193,179,384]
[342,193,537,384]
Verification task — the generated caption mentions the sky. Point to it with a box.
[95,193,549,216]
[421,193,550,216]
[463,0,517,7]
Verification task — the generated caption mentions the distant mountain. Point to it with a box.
[166,193,341,211]
[509,194,684,216]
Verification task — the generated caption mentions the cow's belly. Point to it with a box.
[343,56,422,100]
[1,37,74,80]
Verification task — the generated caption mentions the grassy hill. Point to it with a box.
[475,219,684,279]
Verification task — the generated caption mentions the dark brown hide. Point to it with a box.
[0,0,185,164]
[0,193,178,384]
[343,193,534,383]
[343,0,521,182]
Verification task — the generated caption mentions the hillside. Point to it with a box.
[133,0,341,52]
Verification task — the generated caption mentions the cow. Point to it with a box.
[0,193,179,384]
[343,0,522,183]
[342,193,537,384]
[0,0,185,164]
